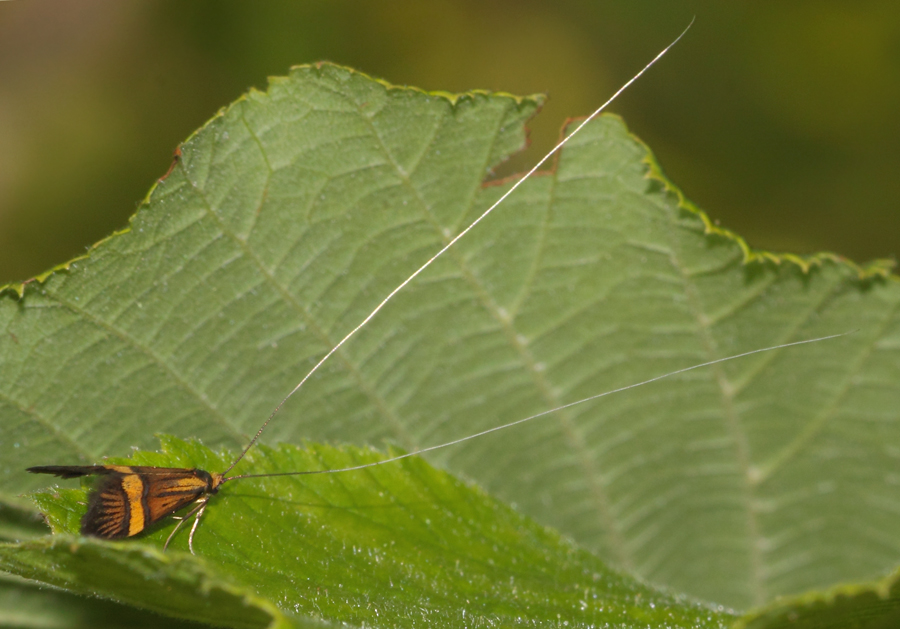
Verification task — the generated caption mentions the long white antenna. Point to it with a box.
[222,19,696,476]
[225,331,851,480]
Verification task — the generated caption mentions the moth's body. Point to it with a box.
[27,465,223,541]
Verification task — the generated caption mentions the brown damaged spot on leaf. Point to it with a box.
[159,146,183,183]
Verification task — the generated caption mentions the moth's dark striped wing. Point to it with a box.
[142,468,217,525]
[28,465,218,539]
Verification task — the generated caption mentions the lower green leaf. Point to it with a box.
[0,539,298,629]
[0,570,210,629]
[6,437,734,628]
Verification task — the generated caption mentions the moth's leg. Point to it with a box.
[164,499,207,552]
[187,498,210,556]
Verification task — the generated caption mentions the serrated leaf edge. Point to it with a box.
[731,564,900,629]
[630,118,897,282]
[0,535,310,629]
[0,62,545,299]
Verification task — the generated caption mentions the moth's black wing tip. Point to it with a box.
[24,466,129,539]
[26,465,109,479]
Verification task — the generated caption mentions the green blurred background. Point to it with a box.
[1,0,898,285]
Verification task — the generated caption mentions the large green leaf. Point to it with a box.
[0,437,734,628]
[1,63,898,612]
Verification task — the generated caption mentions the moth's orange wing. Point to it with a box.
[142,468,214,524]
[68,466,215,539]
[28,464,220,539]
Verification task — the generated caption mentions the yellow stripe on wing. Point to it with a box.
[120,474,146,537]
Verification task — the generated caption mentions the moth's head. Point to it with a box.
[194,469,225,493]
